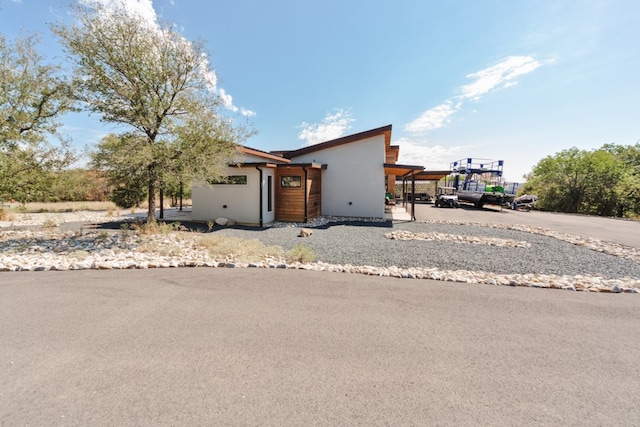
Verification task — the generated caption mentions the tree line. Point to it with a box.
[523,143,640,218]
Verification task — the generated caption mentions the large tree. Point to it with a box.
[53,3,249,222]
[601,142,640,217]
[0,34,76,203]
[523,144,640,218]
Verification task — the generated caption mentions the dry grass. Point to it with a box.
[199,235,285,263]
[287,244,317,263]
[0,209,16,221]
[42,218,59,228]
[137,242,185,257]
[18,200,193,214]
[22,201,118,213]
[130,220,178,236]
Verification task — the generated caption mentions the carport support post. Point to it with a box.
[411,172,416,221]
[402,176,407,208]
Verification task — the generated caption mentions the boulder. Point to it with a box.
[215,217,230,226]
[299,228,313,237]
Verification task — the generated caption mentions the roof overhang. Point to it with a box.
[384,163,424,177]
[277,162,327,169]
[230,162,279,168]
[412,170,451,181]
[239,146,291,163]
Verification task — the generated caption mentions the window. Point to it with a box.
[267,175,273,212]
[209,175,247,185]
[281,175,301,188]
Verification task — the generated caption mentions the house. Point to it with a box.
[192,124,426,226]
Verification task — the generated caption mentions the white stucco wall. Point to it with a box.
[289,135,386,218]
[192,167,261,225]
[192,165,276,226]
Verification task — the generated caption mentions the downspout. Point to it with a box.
[303,166,308,223]
[255,166,263,227]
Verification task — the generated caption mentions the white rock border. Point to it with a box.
[415,219,640,264]
[0,217,638,293]
[385,230,531,248]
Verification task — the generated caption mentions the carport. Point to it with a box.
[411,170,451,217]
[384,165,451,220]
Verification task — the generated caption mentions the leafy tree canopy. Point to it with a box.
[0,33,76,203]
[523,143,640,218]
[52,2,252,221]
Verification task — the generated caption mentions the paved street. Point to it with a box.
[412,202,640,248]
[1,268,639,425]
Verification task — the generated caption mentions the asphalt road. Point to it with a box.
[412,202,640,248]
[1,268,639,426]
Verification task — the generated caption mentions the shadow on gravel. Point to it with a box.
[91,218,394,233]
[431,204,509,213]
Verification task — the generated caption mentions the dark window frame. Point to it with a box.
[209,175,248,185]
[281,175,302,188]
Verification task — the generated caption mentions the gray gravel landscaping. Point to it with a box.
[2,211,639,292]
[215,220,640,279]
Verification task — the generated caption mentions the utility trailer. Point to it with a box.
[447,158,516,208]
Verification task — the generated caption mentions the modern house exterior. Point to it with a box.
[192,124,427,226]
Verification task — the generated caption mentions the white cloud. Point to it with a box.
[460,55,542,101]
[240,108,256,117]
[404,101,461,134]
[80,0,158,25]
[79,0,254,117]
[405,56,544,136]
[218,88,256,117]
[396,137,470,170]
[298,109,354,146]
[219,88,236,110]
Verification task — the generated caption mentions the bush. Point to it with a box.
[110,185,146,209]
[287,244,316,263]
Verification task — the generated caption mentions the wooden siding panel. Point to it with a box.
[275,167,306,222]
[306,168,322,220]
[275,166,323,222]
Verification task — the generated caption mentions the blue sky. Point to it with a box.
[2,0,639,182]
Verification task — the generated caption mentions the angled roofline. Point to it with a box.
[277,124,392,159]
[239,145,291,163]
